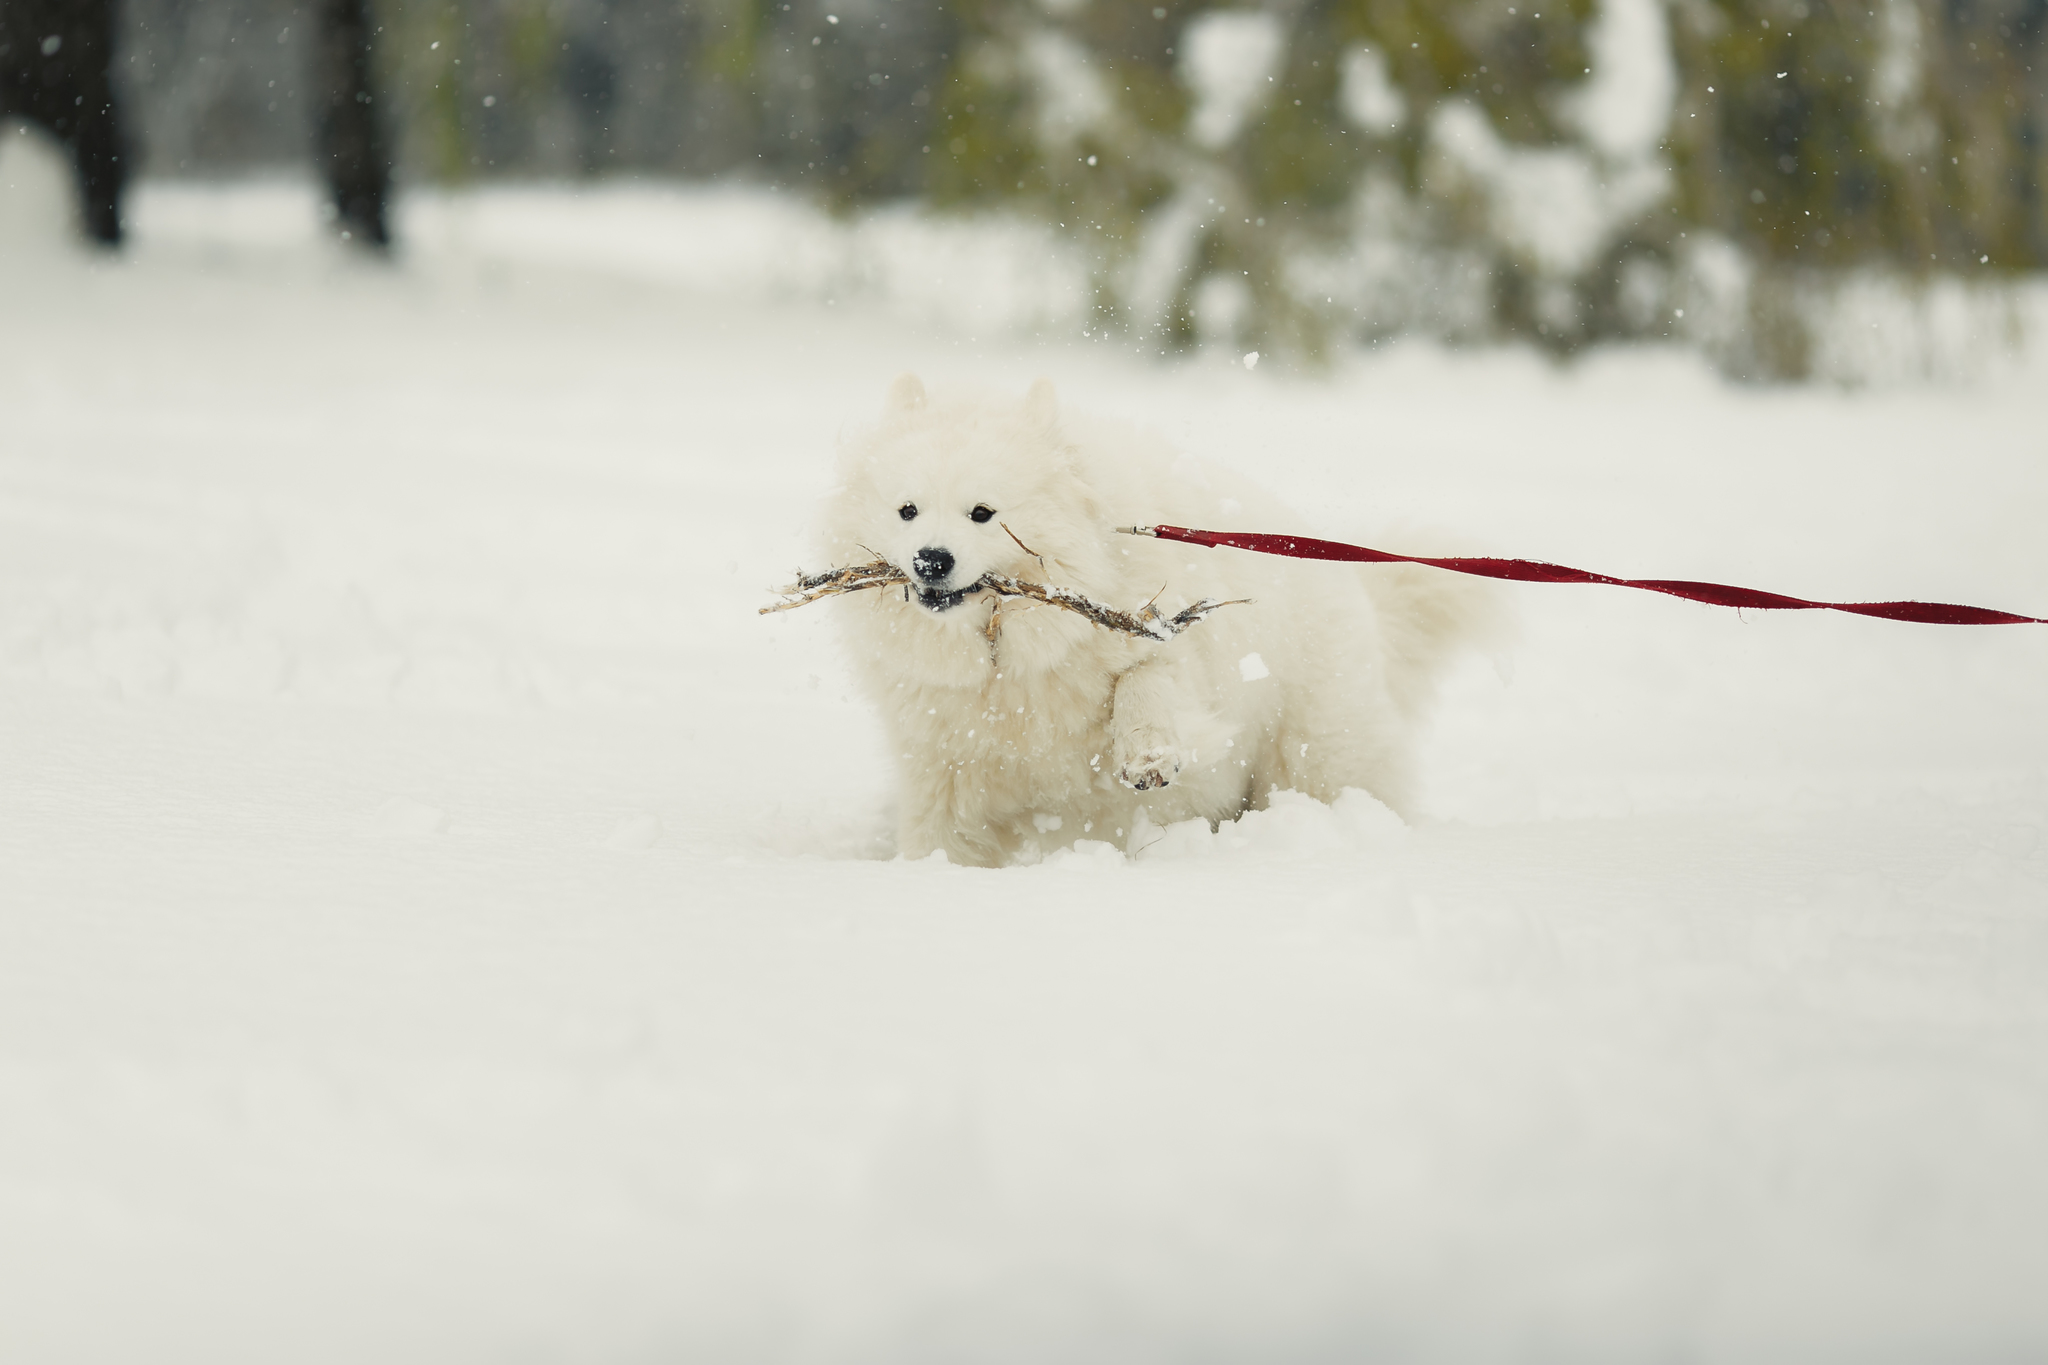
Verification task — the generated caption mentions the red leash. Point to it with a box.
[1120,525,2048,626]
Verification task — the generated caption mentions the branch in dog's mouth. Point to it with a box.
[761,560,1247,641]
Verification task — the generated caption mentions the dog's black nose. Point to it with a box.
[912,546,955,583]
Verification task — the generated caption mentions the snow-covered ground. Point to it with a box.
[4,169,2047,1364]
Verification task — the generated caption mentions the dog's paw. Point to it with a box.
[1116,745,1182,792]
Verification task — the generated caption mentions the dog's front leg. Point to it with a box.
[1109,657,1211,792]
[894,769,1006,867]
[896,801,948,861]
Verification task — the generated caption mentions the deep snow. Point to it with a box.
[3,170,2047,1364]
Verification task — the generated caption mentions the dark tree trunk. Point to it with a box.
[0,0,128,245]
[311,0,389,248]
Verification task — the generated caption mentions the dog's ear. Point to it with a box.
[884,373,927,415]
[1023,378,1058,428]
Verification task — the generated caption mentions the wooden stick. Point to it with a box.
[761,559,1246,641]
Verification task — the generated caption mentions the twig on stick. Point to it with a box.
[761,559,1246,642]
[1000,521,1051,576]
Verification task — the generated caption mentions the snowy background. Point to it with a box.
[4,137,2048,1361]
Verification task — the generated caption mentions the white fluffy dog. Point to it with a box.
[823,374,1494,866]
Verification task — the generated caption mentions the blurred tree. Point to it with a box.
[101,0,2048,375]
[744,0,957,200]
[920,0,1601,353]
[1675,0,2046,268]
[384,0,475,181]
[1,0,129,243]
[311,0,390,243]
[1670,0,2046,374]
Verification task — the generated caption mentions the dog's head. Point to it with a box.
[827,374,1097,627]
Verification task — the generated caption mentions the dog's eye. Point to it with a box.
[969,505,995,524]
[898,503,918,521]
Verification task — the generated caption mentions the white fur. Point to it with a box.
[823,375,1496,867]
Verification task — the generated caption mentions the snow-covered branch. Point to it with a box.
[761,560,1246,642]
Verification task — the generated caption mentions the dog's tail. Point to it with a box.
[1359,543,1513,724]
